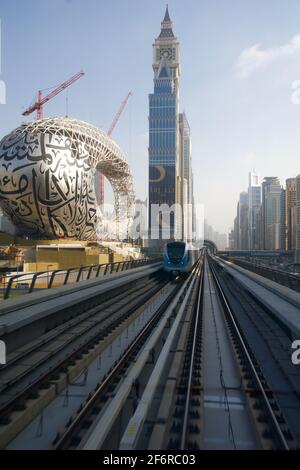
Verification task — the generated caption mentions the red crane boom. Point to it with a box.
[107,91,133,137]
[98,91,133,207]
[22,70,85,119]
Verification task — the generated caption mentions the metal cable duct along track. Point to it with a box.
[0,118,135,240]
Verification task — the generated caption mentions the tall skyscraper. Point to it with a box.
[280,187,286,251]
[238,192,248,250]
[178,112,193,241]
[261,177,282,250]
[296,175,300,261]
[148,6,181,247]
[233,216,238,249]
[255,205,264,250]
[228,227,235,249]
[248,171,261,250]
[285,178,297,251]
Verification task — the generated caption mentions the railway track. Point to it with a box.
[0,274,161,397]
[0,269,170,448]
[2,250,299,450]
[166,256,257,449]
[169,255,293,449]
[55,260,202,450]
[176,261,203,450]
[207,256,292,449]
[120,258,204,450]
[128,252,295,450]
[210,256,300,447]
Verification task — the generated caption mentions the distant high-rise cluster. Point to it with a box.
[229,171,300,258]
[148,7,195,248]
[204,220,227,251]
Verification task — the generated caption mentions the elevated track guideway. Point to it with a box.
[0,252,300,450]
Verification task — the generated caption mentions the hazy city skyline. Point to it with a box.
[0,3,300,456]
[1,0,300,234]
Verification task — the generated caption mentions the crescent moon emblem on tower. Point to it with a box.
[149,165,166,183]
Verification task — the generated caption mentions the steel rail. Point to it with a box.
[208,255,290,450]
[0,276,168,428]
[53,280,183,450]
[118,258,203,450]
[179,257,204,450]
[0,275,158,377]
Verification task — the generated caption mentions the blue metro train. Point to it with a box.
[163,241,199,275]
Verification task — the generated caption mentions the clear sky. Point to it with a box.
[1,0,300,234]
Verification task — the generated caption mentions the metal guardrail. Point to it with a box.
[220,256,300,293]
[2,258,160,300]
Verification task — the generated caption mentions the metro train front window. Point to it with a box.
[167,243,185,264]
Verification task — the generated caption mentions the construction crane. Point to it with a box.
[107,91,133,136]
[22,70,85,120]
[98,91,133,207]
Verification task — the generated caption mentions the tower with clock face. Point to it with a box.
[148,6,182,247]
[152,6,181,97]
[149,6,194,248]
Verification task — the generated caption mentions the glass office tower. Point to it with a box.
[148,7,180,247]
